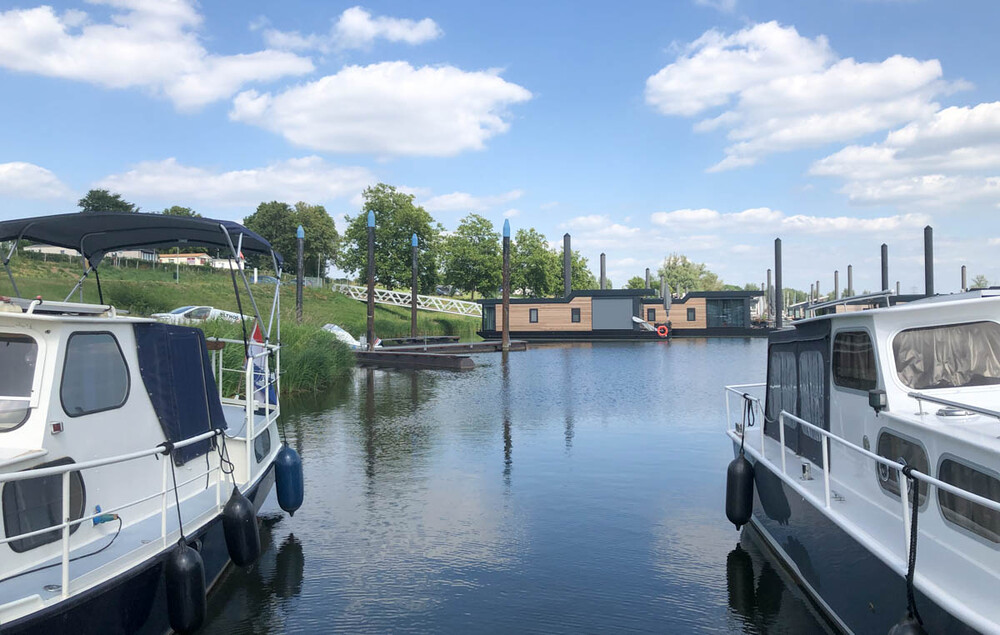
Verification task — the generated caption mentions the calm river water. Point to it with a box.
[206,339,831,633]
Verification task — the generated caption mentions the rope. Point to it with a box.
[227,259,250,359]
[216,428,235,480]
[901,464,924,626]
[739,393,756,454]
[159,442,187,542]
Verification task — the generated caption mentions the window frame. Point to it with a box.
[3,457,86,553]
[687,308,696,322]
[646,308,656,322]
[832,328,879,394]
[875,427,930,507]
[59,331,131,418]
[571,307,581,323]
[0,331,43,433]
[936,454,1000,546]
[529,308,539,324]
[890,320,1000,391]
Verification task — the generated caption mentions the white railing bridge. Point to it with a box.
[331,284,482,318]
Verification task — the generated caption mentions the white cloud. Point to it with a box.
[502,208,520,218]
[812,102,1000,207]
[230,62,531,156]
[0,1,313,110]
[694,0,737,13]
[263,6,442,53]
[421,189,523,212]
[645,22,957,170]
[96,156,374,207]
[0,162,73,199]
[650,206,930,233]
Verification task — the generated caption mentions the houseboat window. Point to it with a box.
[529,309,538,323]
[707,299,747,328]
[571,308,581,323]
[483,306,495,331]
[938,458,1000,543]
[0,334,37,430]
[60,333,129,417]
[766,350,797,427]
[833,331,877,391]
[798,350,825,440]
[687,308,696,322]
[893,321,1000,390]
[647,308,655,322]
[876,431,928,505]
[3,459,85,553]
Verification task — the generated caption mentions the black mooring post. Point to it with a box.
[563,234,571,296]
[924,225,934,296]
[881,243,889,292]
[366,211,375,351]
[962,265,967,292]
[411,233,418,338]
[645,268,650,289]
[848,265,853,297]
[296,225,304,324]
[834,270,839,300]
[774,238,783,329]
[766,268,772,317]
[502,220,511,352]
[600,253,606,290]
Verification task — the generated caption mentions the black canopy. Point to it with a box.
[0,212,282,268]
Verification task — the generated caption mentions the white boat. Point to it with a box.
[0,212,303,634]
[150,305,249,325]
[725,289,1000,633]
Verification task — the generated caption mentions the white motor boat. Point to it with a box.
[0,212,304,634]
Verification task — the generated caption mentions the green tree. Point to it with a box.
[511,228,559,297]
[550,250,598,291]
[338,184,441,292]
[656,253,722,293]
[625,276,646,290]
[244,201,339,275]
[442,214,501,299]
[161,206,200,217]
[972,274,990,288]
[78,189,138,213]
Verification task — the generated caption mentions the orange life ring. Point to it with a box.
[656,325,668,337]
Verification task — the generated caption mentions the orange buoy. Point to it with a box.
[656,325,668,337]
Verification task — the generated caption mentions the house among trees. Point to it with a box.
[157,252,212,266]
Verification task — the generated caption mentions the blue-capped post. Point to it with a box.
[366,211,376,350]
[296,225,305,324]
[410,233,419,338]
[502,219,511,352]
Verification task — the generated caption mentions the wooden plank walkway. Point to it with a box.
[355,350,475,371]
[380,335,460,347]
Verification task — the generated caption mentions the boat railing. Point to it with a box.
[724,383,765,434]
[0,429,225,604]
[907,391,1000,421]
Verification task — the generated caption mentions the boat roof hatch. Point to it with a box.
[769,318,831,344]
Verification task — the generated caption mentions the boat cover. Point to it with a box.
[0,212,281,267]
[133,323,227,465]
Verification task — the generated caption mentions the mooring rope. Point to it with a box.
[739,393,756,454]
[901,464,924,627]
[160,441,187,542]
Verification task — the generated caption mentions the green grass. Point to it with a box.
[1,254,482,393]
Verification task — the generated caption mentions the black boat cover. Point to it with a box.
[0,212,281,267]
[134,323,227,465]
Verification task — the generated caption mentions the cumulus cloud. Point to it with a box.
[0,1,313,110]
[650,206,930,233]
[0,162,73,199]
[502,208,520,218]
[262,6,442,53]
[230,62,531,156]
[421,189,523,212]
[559,215,642,249]
[694,0,738,13]
[96,156,374,207]
[812,102,1000,207]
[645,22,958,170]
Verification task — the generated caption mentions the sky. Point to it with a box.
[2,0,1000,295]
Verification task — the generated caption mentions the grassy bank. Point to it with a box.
[1,254,481,393]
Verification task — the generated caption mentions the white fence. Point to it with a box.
[331,284,482,318]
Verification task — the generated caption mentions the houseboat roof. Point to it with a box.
[0,212,282,267]
[477,288,762,306]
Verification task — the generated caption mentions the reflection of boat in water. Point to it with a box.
[0,213,303,633]
[725,289,1000,633]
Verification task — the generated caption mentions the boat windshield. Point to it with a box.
[0,334,37,429]
[893,321,1000,390]
[170,306,194,314]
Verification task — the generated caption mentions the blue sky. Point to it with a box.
[2,0,1000,294]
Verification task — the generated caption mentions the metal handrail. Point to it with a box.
[331,283,483,318]
[907,391,1000,421]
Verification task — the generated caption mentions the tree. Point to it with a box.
[243,201,339,275]
[625,276,646,290]
[511,228,559,297]
[656,253,722,293]
[441,214,501,299]
[550,250,598,291]
[972,274,990,288]
[161,206,200,217]
[338,184,441,292]
[78,189,138,213]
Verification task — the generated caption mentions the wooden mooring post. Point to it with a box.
[411,233,418,338]
[296,225,304,324]
[366,211,375,351]
[502,220,510,352]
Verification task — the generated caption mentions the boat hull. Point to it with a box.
[735,443,978,634]
[2,464,275,635]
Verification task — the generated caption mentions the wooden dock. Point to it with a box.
[385,340,528,353]
[355,350,475,371]
[380,335,460,347]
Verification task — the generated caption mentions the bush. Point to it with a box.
[105,283,173,316]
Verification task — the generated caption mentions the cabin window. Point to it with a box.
[483,306,496,331]
[687,308,696,322]
[255,428,271,463]
[766,350,798,427]
[188,307,211,320]
[798,350,825,440]
[938,458,1000,543]
[833,331,877,391]
[647,308,655,322]
[3,458,85,553]
[893,321,1000,389]
[60,332,129,417]
[707,299,747,328]
[876,431,928,505]
[529,309,538,323]
[571,308,581,323]
[0,334,37,430]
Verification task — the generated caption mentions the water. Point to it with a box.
[206,340,830,633]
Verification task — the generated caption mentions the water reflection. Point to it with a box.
[501,353,512,485]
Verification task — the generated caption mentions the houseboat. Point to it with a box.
[0,212,303,633]
[724,289,1000,633]
[478,288,766,341]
